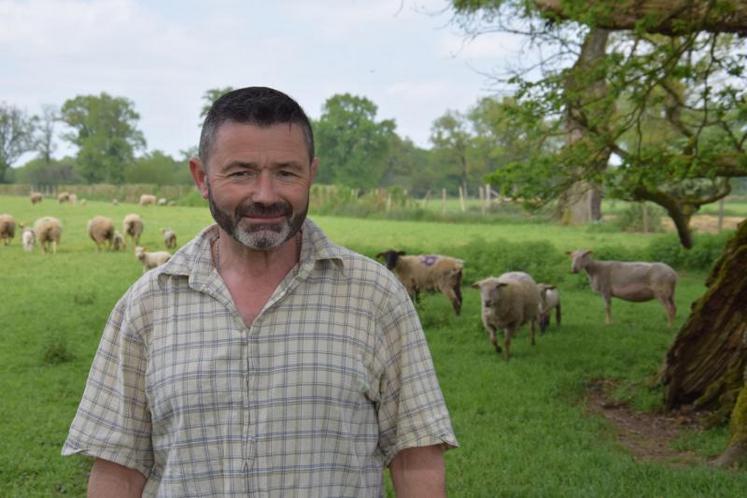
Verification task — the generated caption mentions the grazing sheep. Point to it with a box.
[157,197,168,206]
[68,193,78,205]
[569,249,678,326]
[21,226,36,252]
[376,249,464,315]
[33,216,62,254]
[0,214,16,245]
[537,283,561,334]
[87,216,115,251]
[57,192,70,203]
[139,194,157,206]
[112,231,126,251]
[135,246,171,272]
[30,192,43,204]
[472,271,541,360]
[123,213,144,247]
[112,199,119,206]
[161,228,177,249]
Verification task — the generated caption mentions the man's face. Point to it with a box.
[191,121,318,251]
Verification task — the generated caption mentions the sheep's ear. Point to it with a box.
[470,282,480,289]
[496,282,508,289]
[583,249,592,256]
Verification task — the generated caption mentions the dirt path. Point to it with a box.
[585,380,708,466]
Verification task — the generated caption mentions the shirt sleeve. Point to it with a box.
[374,282,459,465]
[61,285,154,477]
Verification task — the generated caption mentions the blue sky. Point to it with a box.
[1,0,523,163]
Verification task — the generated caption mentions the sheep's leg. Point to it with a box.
[658,294,677,327]
[503,329,512,361]
[603,296,612,324]
[485,324,501,354]
[556,304,562,327]
[440,284,461,316]
[529,320,536,346]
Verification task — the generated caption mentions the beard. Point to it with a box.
[207,184,308,251]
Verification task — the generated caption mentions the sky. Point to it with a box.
[1,0,523,164]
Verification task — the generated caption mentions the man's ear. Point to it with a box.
[309,157,319,183]
[189,158,209,199]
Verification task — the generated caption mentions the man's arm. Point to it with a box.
[88,458,146,498]
[389,445,447,498]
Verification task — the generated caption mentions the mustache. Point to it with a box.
[236,202,291,218]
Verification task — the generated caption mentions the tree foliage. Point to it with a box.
[35,104,58,165]
[60,93,145,184]
[0,102,37,183]
[314,94,396,189]
[124,150,192,185]
[199,87,235,123]
[452,0,747,247]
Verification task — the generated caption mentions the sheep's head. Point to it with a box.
[471,278,507,308]
[375,249,406,270]
[568,249,592,273]
[135,246,146,260]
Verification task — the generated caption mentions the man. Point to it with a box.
[63,86,458,497]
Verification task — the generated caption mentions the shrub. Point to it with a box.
[459,238,568,285]
[613,203,665,233]
[647,232,733,271]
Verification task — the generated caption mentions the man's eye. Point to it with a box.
[278,170,297,178]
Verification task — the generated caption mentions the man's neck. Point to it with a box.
[215,229,302,281]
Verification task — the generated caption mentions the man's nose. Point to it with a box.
[252,171,279,204]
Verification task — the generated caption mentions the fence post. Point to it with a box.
[441,189,446,215]
[642,202,649,233]
[458,186,466,213]
[479,186,486,215]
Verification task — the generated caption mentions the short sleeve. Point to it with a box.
[61,287,154,477]
[375,285,459,465]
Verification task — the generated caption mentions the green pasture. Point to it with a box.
[1,194,745,497]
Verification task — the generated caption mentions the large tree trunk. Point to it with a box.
[661,219,747,466]
[534,0,747,35]
[559,28,610,224]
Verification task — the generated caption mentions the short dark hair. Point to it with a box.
[198,86,315,166]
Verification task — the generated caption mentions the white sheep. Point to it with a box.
[139,194,157,206]
[157,197,168,206]
[537,283,561,334]
[161,228,177,249]
[123,213,144,247]
[87,216,115,251]
[21,226,36,252]
[68,193,78,205]
[0,214,16,245]
[569,249,677,326]
[112,231,126,251]
[135,246,171,272]
[376,249,464,315]
[472,271,541,361]
[30,192,43,204]
[33,216,62,254]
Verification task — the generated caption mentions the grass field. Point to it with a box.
[1,194,745,497]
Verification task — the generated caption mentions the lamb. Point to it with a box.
[139,194,157,206]
[112,231,126,251]
[472,271,541,361]
[87,216,115,251]
[135,246,171,272]
[376,249,464,315]
[0,214,16,245]
[57,192,70,203]
[569,249,677,326]
[68,193,78,205]
[21,226,36,252]
[30,192,43,204]
[537,283,561,334]
[123,213,144,247]
[161,228,177,249]
[33,216,62,254]
[158,197,168,206]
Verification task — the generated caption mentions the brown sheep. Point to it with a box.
[123,213,144,247]
[87,216,115,251]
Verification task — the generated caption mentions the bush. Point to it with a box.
[614,203,665,233]
[647,232,733,271]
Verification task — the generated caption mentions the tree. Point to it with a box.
[452,0,747,247]
[199,87,235,123]
[430,110,475,193]
[60,93,145,184]
[0,102,37,183]
[14,156,82,187]
[35,104,58,166]
[314,94,396,189]
[125,150,192,185]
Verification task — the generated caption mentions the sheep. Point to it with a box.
[57,192,70,203]
[112,231,126,251]
[87,216,115,251]
[472,271,541,361]
[123,213,144,247]
[33,216,62,254]
[135,246,171,272]
[161,228,177,249]
[139,194,157,206]
[376,249,464,315]
[68,193,78,205]
[157,197,168,206]
[112,199,119,206]
[537,283,561,334]
[568,249,678,326]
[30,192,43,204]
[21,226,36,252]
[0,214,16,245]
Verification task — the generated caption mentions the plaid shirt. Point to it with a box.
[62,219,457,497]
